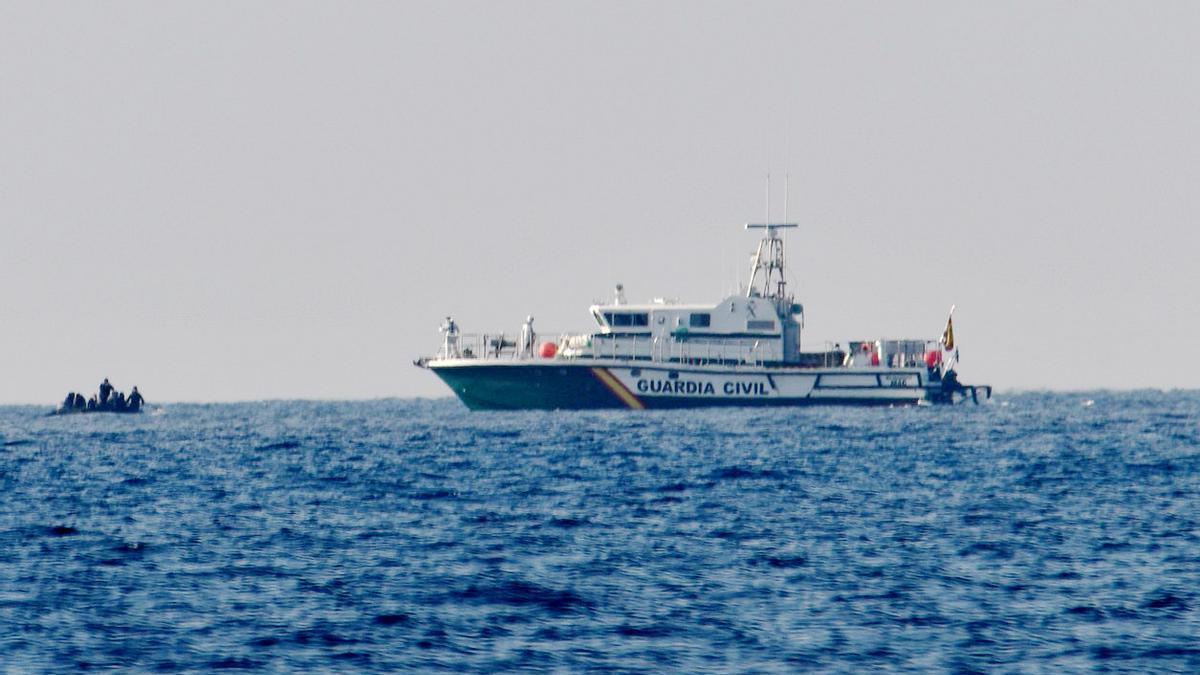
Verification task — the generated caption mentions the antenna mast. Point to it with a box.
[783,173,789,224]
[765,173,770,228]
[745,174,798,313]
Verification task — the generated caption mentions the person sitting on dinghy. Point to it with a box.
[128,387,144,412]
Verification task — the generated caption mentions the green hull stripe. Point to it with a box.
[432,364,927,410]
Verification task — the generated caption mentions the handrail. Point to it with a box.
[432,332,937,369]
[434,331,785,366]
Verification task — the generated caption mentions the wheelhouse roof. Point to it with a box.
[591,303,719,312]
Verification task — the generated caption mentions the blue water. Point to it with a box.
[1,392,1198,672]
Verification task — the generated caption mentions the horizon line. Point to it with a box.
[3,388,1198,407]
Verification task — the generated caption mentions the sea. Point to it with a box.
[1,392,1198,672]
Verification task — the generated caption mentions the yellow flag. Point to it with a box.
[941,315,954,351]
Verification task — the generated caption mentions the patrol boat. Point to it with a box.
[415,223,991,410]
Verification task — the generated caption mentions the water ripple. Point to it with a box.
[0,393,1198,671]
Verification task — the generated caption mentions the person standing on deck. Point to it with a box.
[519,315,536,358]
[440,317,460,358]
[99,378,113,406]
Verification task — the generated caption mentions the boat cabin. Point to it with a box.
[590,295,795,339]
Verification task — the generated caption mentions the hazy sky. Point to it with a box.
[2,2,1197,403]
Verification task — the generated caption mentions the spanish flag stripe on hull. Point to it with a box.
[590,367,645,410]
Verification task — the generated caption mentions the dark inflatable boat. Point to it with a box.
[50,387,146,416]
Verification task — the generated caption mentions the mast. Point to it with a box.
[744,222,798,309]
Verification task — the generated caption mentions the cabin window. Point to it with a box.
[604,312,648,327]
[689,313,711,328]
[747,320,776,331]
